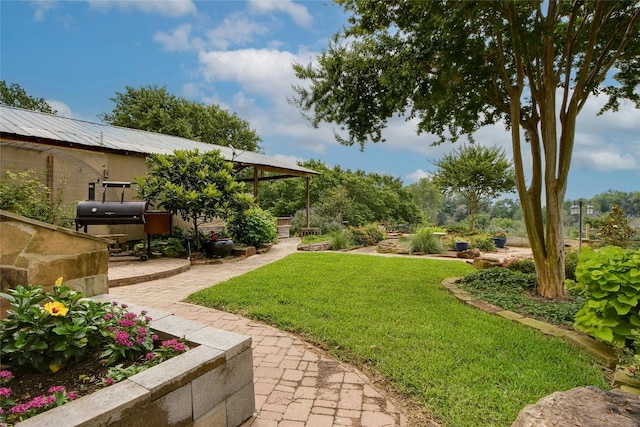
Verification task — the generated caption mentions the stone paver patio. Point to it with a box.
[108,238,414,426]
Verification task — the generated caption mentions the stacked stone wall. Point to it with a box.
[0,210,108,317]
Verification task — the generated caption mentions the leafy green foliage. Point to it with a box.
[597,205,636,248]
[100,84,262,152]
[292,0,640,299]
[136,149,253,251]
[458,268,586,326]
[0,170,70,225]
[469,234,496,252]
[408,227,444,254]
[433,145,516,231]
[187,253,606,426]
[574,246,640,347]
[0,284,110,372]
[503,257,537,275]
[329,229,350,250]
[0,81,56,113]
[259,159,424,227]
[227,206,277,248]
[350,223,386,246]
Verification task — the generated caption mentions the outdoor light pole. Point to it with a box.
[570,200,594,251]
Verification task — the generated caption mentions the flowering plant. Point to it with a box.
[0,278,189,423]
[494,230,507,238]
[0,279,109,373]
[0,370,77,424]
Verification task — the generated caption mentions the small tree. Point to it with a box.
[598,205,635,248]
[433,145,516,231]
[136,149,253,251]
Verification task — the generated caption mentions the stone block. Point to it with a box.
[563,332,617,368]
[129,345,225,401]
[194,402,227,427]
[151,315,208,338]
[187,326,252,359]
[226,381,257,427]
[110,383,193,427]
[17,380,150,427]
[0,220,34,265]
[511,386,640,427]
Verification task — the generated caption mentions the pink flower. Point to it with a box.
[0,387,11,398]
[115,331,132,348]
[67,392,77,400]
[151,334,159,341]
[0,370,12,380]
[10,403,30,414]
[48,386,66,394]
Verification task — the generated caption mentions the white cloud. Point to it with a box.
[86,0,196,17]
[206,14,270,50]
[153,24,202,51]
[198,48,301,97]
[30,0,57,21]
[405,169,432,183]
[248,0,313,27]
[46,99,76,118]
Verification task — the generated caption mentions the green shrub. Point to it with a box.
[503,257,536,274]
[598,205,635,248]
[470,235,496,252]
[409,228,444,254]
[361,222,387,243]
[329,229,351,250]
[0,170,71,226]
[458,268,585,326]
[574,246,640,347]
[290,207,344,236]
[565,248,579,281]
[228,206,277,248]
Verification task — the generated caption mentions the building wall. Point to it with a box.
[0,210,109,318]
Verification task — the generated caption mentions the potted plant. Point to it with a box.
[493,230,507,248]
[455,240,469,251]
[203,230,234,258]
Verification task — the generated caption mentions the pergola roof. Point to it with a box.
[0,105,318,179]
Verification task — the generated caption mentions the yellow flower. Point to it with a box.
[55,277,63,287]
[44,301,69,317]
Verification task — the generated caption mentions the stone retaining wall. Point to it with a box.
[1,210,109,317]
[17,297,256,427]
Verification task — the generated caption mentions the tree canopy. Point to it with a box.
[135,149,253,250]
[101,85,262,152]
[292,0,640,298]
[0,81,56,114]
[258,159,425,227]
[433,145,516,231]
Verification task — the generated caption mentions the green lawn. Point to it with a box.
[186,252,608,426]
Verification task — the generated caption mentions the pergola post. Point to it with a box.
[306,176,310,228]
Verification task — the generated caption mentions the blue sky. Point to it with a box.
[1,0,639,201]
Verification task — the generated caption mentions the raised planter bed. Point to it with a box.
[17,296,255,427]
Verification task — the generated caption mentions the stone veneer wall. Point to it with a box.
[0,210,109,317]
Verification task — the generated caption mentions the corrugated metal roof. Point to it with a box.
[0,105,317,176]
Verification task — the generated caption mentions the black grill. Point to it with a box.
[75,182,147,230]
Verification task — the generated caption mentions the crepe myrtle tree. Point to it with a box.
[292,1,640,298]
[136,149,254,251]
[433,144,516,232]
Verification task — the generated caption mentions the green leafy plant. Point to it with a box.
[597,205,635,248]
[502,257,536,274]
[0,279,189,423]
[469,235,495,252]
[573,246,640,347]
[227,205,277,248]
[0,280,109,373]
[329,229,351,250]
[408,228,444,254]
[0,170,71,226]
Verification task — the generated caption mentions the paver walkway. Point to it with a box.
[108,239,413,427]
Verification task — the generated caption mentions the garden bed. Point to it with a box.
[15,296,255,427]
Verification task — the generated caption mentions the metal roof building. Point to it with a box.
[0,105,318,181]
